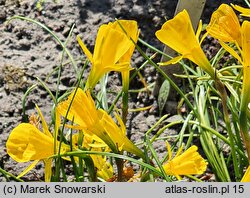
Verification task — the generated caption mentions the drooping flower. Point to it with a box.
[241,166,250,182]
[6,105,69,181]
[232,4,250,17]
[155,10,215,78]
[77,20,137,90]
[57,88,144,159]
[206,4,241,45]
[162,142,207,180]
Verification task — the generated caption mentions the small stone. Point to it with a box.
[132,5,144,16]
[146,115,156,127]
[152,16,161,25]
[0,8,6,21]
[62,26,70,37]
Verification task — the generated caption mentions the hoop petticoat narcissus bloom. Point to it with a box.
[162,142,207,180]
[241,166,250,182]
[231,4,250,18]
[77,20,137,90]
[6,105,69,181]
[206,4,241,45]
[57,89,117,152]
[57,88,145,159]
[110,20,139,92]
[155,9,215,79]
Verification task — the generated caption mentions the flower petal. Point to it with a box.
[35,104,52,138]
[44,158,53,182]
[231,4,250,17]
[156,10,214,78]
[91,153,113,181]
[57,89,98,128]
[17,160,39,178]
[240,21,250,110]
[206,4,241,44]
[163,145,207,176]
[241,166,250,182]
[219,41,242,64]
[77,35,94,64]
[100,110,144,158]
[6,123,54,162]
[158,56,183,66]
[165,141,172,161]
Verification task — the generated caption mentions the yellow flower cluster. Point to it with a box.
[155,5,250,182]
[5,17,209,182]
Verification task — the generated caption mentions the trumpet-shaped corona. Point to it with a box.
[6,106,69,181]
[109,20,139,91]
[57,88,144,159]
[163,143,207,180]
[206,4,241,45]
[155,10,215,78]
[78,20,137,90]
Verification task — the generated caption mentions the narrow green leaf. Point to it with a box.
[158,79,170,115]
[145,135,172,182]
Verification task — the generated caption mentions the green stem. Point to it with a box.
[243,0,250,7]
[0,167,24,182]
[60,150,164,177]
[215,79,240,180]
[122,90,129,125]
[239,110,250,164]
[134,43,194,113]
[115,156,124,182]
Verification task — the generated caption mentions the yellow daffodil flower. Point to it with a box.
[206,4,241,45]
[241,166,250,182]
[109,20,139,123]
[57,88,144,159]
[72,133,113,181]
[163,142,207,180]
[232,4,250,17]
[6,105,69,181]
[110,20,139,91]
[155,10,215,78]
[77,20,137,90]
